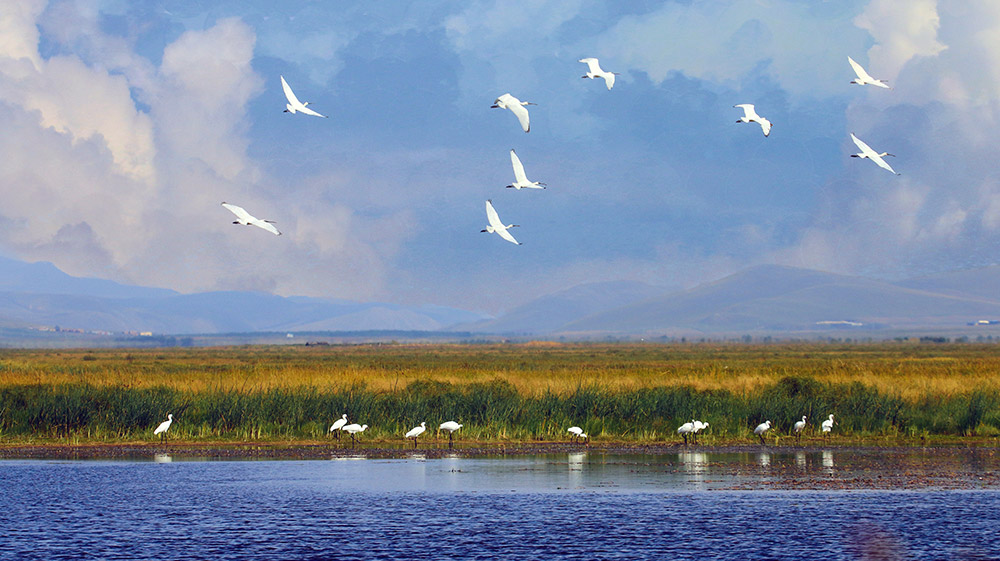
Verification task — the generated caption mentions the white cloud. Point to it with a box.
[595,0,872,100]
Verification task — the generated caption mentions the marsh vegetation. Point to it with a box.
[1,342,998,443]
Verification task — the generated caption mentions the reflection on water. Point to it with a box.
[757,452,771,467]
[1,453,998,560]
[153,453,172,463]
[822,450,835,474]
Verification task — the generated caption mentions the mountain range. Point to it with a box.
[3,255,1000,339]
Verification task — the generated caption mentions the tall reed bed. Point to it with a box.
[1,375,997,442]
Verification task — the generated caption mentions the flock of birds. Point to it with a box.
[748,414,837,445]
[154,55,886,447]
[218,55,898,243]
[151,411,837,447]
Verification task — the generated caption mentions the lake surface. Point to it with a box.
[1,452,998,560]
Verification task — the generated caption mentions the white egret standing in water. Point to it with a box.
[154,414,173,443]
[329,414,348,438]
[405,422,426,448]
[754,420,772,444]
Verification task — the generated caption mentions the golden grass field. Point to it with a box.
[1,342,999,443]
[2,341,999,399]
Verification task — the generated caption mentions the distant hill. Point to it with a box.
[896,266,1000,302]
[0,256,486,334]
[6,254,1000,340]
[559,265,1000,335]
[0,255,176,299]
[453,280,668,334]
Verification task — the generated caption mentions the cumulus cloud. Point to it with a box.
[595,0,872,100]
[0,3,411,302]
[777,0,1000,278]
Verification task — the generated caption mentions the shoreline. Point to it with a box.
[4,441,998,490]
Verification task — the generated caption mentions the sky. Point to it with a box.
[1,0,999,315]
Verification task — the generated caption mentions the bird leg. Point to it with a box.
[758,433,766,445]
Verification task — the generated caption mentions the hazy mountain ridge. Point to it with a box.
[0,257,487,334]
[4,257,1000,338]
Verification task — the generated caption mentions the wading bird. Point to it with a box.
[821,414,836,435]
[734,104,772,137]
[754,420,772,445]
[154,413,173,443]
[850,133,899,175]
[693,420,709,444]
[280,75,328,118]
[848,57,890,89]
[566,426,588,442]
[579,57,620,90]
[405,422,426,449]
[491,93,534,132]
[343,423,368,447]
[439,421,462,448]
[507,149,546,190]
[329,414,348,438]
[793,416,807,441]
[677,420,696,445]
[221,202,282,236]
[482,200,521,245]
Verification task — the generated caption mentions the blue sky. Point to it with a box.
[1,0,997,313]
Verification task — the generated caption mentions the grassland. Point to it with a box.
[1,342,999,445]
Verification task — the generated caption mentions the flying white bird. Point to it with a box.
[677,420,696,445]
[405,422,426,448]
[793,416,807,440]
[821,414,835,434]
[734,104,772,137]
[491,93,534,132]
[221,202,282,236]
[507,149,546,190]
[848,57,890,89]
[482,200,521,245]
[329,414,348,438]
[342,423,368,446]
[850,133,899,175]
[754,420,772,444]
[154,413,173,443]
[281,75,328,118]
[579,57,620,90]
[439,421,462,447]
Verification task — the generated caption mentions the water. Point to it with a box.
[1,453,998,560]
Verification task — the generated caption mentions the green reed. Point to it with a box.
[2,375,998,442]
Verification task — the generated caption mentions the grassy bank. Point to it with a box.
[1,343,999,443]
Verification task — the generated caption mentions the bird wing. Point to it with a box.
[579,57,602,74]
[297,105,328,118]
[759,117,772,137]
[496,226,520,245]
[508,103,530,132]
[493,93,513,108]
[869,152,898,174]
[850,133,875,156]
[405,426,424,438]
[154,420,171,434]
[485,200,503,230]
[251,219,282,236]
[281,75,303,107]
[847,56,878,84]
[222,202,254,224]
[510,150,529,185]
[734,104,756,119]
[603,72,615,90]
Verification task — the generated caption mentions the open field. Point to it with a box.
[1,342,999,444]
